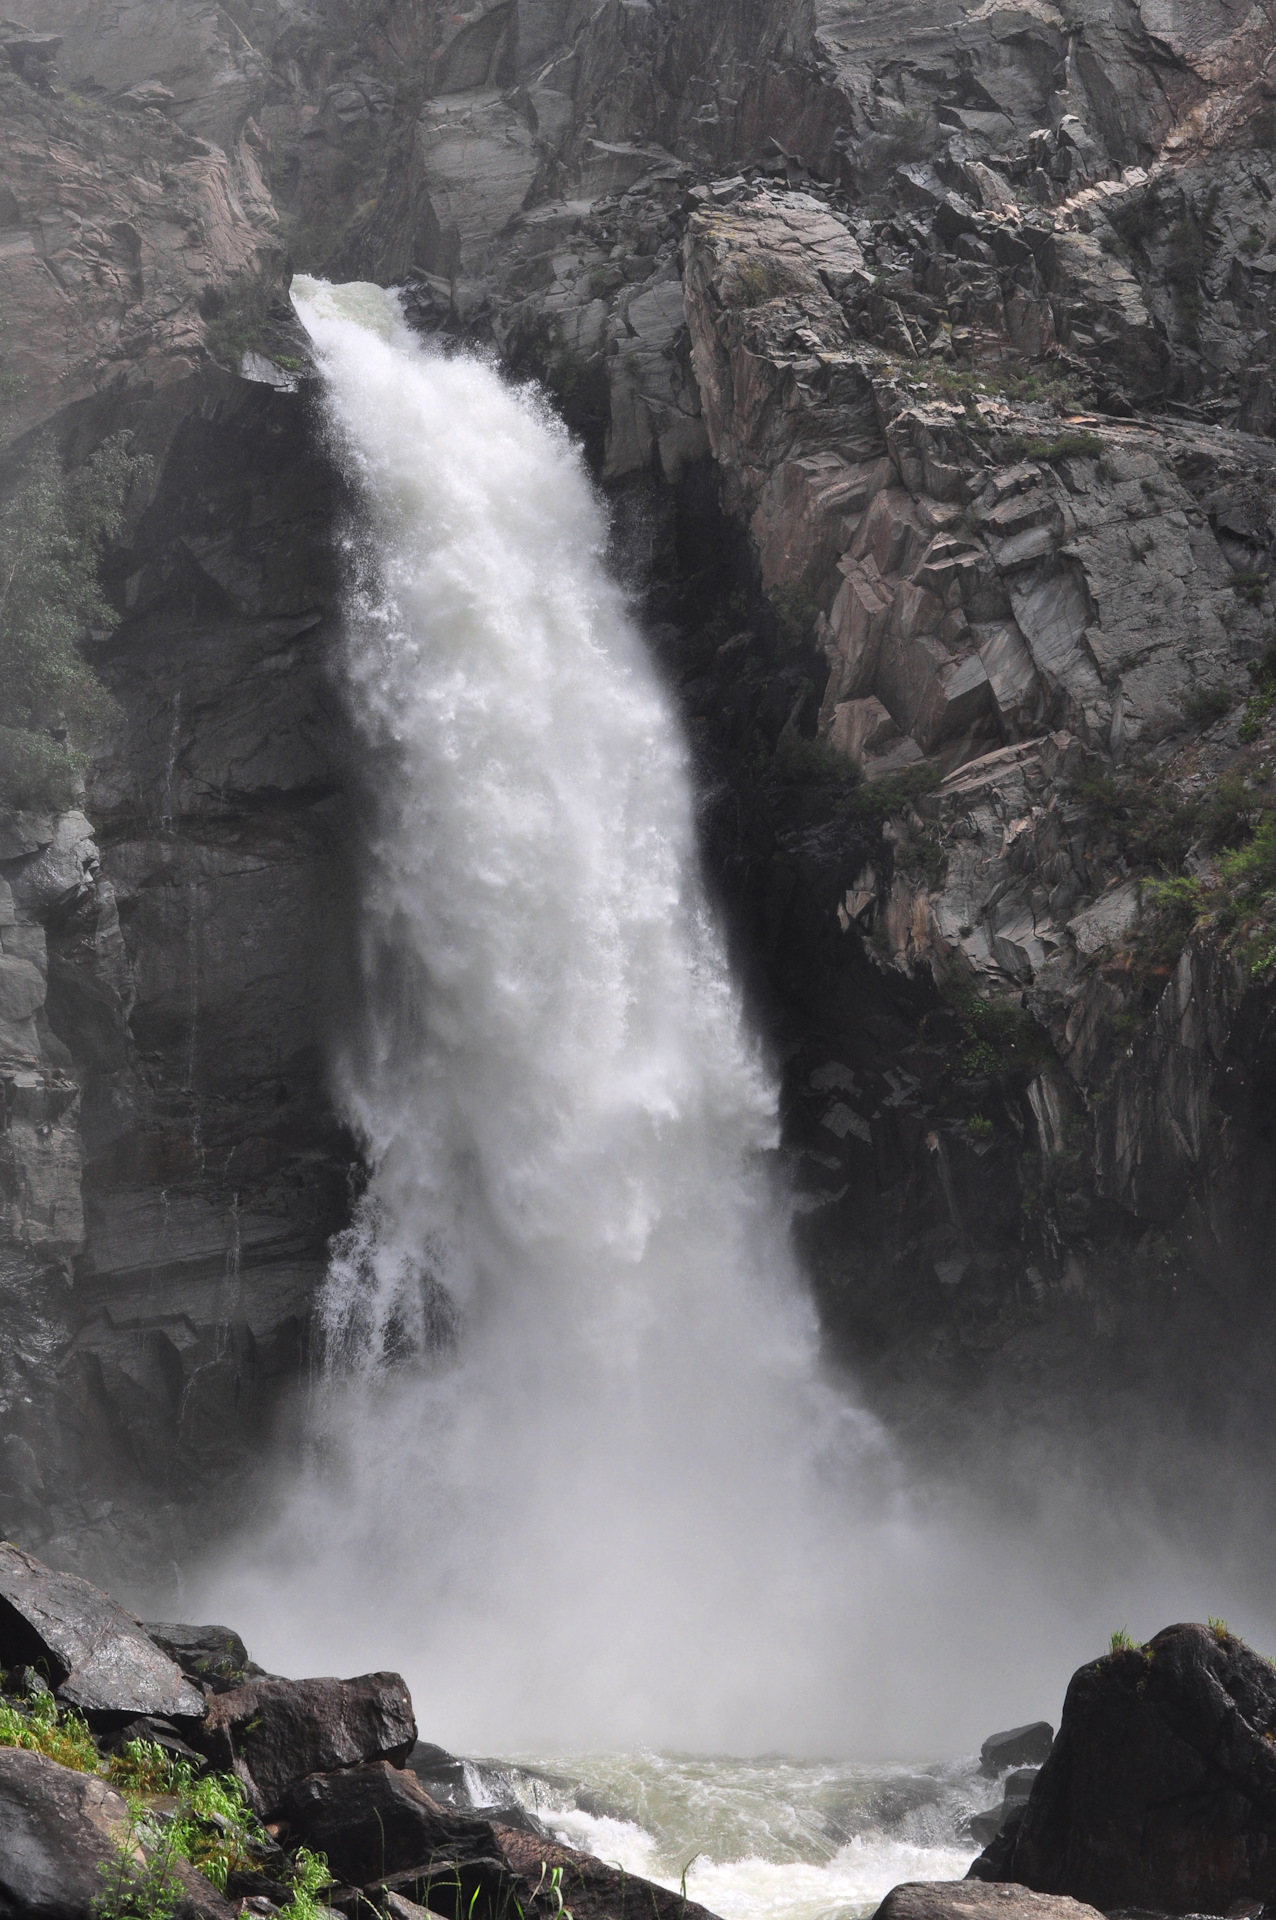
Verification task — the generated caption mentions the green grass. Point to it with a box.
[1109,1627,1135,1652]
[0,1688,98,1772]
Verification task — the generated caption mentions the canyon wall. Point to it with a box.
[2,0,1275,1572]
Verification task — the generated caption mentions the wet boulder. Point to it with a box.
[279,1761,523,1919]
[980,1723,1054,1775]
[0,1745,138,1920]
[194,1673,417,1814]
[872,1885,1103,1920]
[0,1542,205,1723]
[492,1823,726,1920]
[969,1622,1276,1911]
[144,1622,263,1695]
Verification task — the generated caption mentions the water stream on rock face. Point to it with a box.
[197,280,1269,1846]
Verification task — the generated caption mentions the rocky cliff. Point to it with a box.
[2,0,1274,1576]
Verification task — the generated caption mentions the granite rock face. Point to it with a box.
[2,0,1276,1564]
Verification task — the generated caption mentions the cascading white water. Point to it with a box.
[196,277,1271,1768]
[259,275,890,1748]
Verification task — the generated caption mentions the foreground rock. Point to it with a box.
[494,1824,727,1920]
[0,1542,204,1722]
[194,1673,417,1814]
[281,1761,524,1920]
[969,1622,1276,1910]
[872,1885,1103,1920]
[0,1747,137,1920]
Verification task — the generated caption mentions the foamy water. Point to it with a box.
[453,1750,985,1920]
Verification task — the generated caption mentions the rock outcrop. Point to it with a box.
[969,1622,1276,1913]
[0,1545,710,1920]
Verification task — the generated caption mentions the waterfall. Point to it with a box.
[198,279,1227,1757]
[256,276,883,1748]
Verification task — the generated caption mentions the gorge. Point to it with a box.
[1,0,1276,1788]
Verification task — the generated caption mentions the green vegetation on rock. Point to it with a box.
[0,433,145,809]
[0,1683,329,1920]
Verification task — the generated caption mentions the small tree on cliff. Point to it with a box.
[0,432,147,810]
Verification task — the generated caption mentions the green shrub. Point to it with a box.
[1183,682,1233,726]
[839,762,941,820]
[917,363,1091,413]
[1232,570,1268,607]
[956,993,1054,1076]
[968,1113,995,1140]
[203,277,275,367]
[0,431,144,808]
[770,584,820,649]
[1003,428,1105,464]
[0,726,85,810]
[768,730,857,786]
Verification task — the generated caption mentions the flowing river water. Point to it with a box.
[422,1747,984,1920]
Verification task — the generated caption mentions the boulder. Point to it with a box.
[0,1542,204,1723]
[0,1745,137,1920]
[968,1623,1276,1911]
[491,1825,747,1920]
[279,1761,523,1919]
[980,1723,1054,1775]
[194,1674,417,1815]
[871,1885,1103,1920]
[144,1622,262,1694]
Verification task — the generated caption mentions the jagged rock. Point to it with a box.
[0,1746,138,1920]
[492,1822,726,1920]
[981,1723,1055,1774]
[871,1885,1102,1920]
[144,1622,262,1694]
[194,1674,417,1814]
[0,1541,204,1721]
[279,1762,521,1918]
[969,1623,1276,1910]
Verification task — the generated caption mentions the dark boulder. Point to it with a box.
[144,1623,264,1695]
[279,1761,525,1920]
[193,1673,417,1814]
[870,1884,1104,1920]
[0,1543,205,1723]
[492,1822,726,1920]
[980,1725,1054,1776]
[968,1622,1276,1912]
[0,1745,137,1920]
[0,1741,235,1920]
